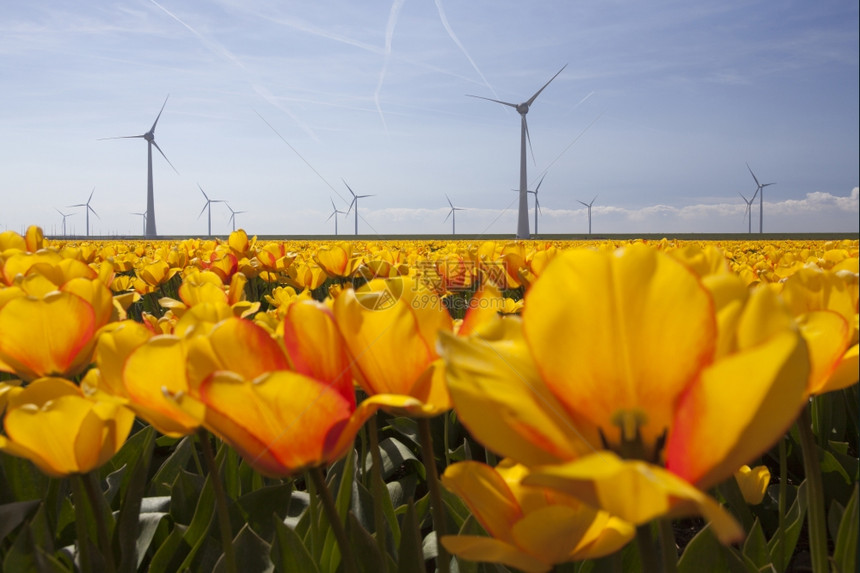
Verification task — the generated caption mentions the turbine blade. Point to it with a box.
[466,94,518,108]
[445,209,452,222]
[577,200,588,207]
[198,203,208,219]
[746,162,761,187]
[326,212,335,222]
[738,191,748,202]
[88,188,95,202]
[152,140,179,174]
[446,194,453,208]
[524,64,567,107]
[150,94,170,134]
[590,195,598,206]
[536,196,542,214]
[97,134,146,140]
[524,116,536,166]
[90,206,100,219]
[198,184,209,200]
[342,179,357,198]
[535,173,546,192]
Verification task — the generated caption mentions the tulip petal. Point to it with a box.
[0,292,97,380]
[199,370,354,476]
[441,461,522,543]
[524,452,744,545]
[511,505,602,563]
[523,246,716,450]
[797,310,852,395]
[440,536,551,573]
[667,288,809,489]
[440,319,598,467]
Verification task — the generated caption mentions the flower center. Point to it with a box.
[598,409,667,464]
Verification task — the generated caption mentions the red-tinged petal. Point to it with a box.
[283,301,354,405]
[94,321,153,398]
[205,317,290,380]
[198,370,354,476]
[666,288,810,489]
[0,291,96,380]
[523,246,716,451]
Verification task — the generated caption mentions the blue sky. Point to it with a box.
[2,0,858,237]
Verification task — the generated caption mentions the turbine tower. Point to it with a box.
[746,163,775,234]
[577,195,598,235]
[343,179,373,236]
[527,174,546,236]
[100,95,177,238]
[738,190,759,234]
[55,209,73,237]
[444,194,465,235]
[68,188,98,237]
[197,184,225,237]
[131,211,147,235]
[225,204,247,232]
[326,198,346,235]
[468,65,567,239]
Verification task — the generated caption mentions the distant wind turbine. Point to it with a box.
[100,95,178,238]
[225,204,247,232]
[68,188,98,237]
[468,64,567,239]
[528,174,546,236]
[197,184,226,237]
[746,163,775,234]
[577,195,598,235]
[343,179,373,236]
[131,211,147,235]
[738,190,759,234]
[55,209,73,237]
[444,194,465,235]
[326,198,346,235]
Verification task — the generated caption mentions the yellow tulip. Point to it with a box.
[0,377,134,477]
[441,245,810,543]
[441,460,634,572]
[734,465,770,505]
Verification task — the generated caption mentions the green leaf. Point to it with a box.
[150,436,195,497]
[134,511,172,570]
[365,437,421,480]
[271,518,321,573]
[115,425,155,573]
[346,512,384,573]
[238,483,294,541]
[0,500,41,542]
[147,523,189,573]
[767,480,808,569]
[678,524,757,573]
[214,523,273,573]
[833,484,858,573]
[397,501,425,573]
[0,453,50,502]
[3,519,71,573]
[740,518,768,569]
[169,469,205,526]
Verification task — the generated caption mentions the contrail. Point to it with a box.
[434,0,499,99]
[532,110,604,186]
[375,0,406,133]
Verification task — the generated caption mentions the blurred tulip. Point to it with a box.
[441,460,634,572]
[734,465,770,505]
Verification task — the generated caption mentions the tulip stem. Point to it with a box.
[635,523,661,573]
[82,473,116,573]
[368,417,390,573]
[658,519,678,573]
[797,403,828,573]
[776,437,787,572]
[72,476,94,573]
[418,417,450,573]
[309,467,358,573]
[198,431,237,573]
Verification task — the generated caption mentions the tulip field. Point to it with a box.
[0,226,857,573]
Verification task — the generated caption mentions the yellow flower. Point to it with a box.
[441,460,634,573]
[734,465,770,505]
[0,377,134,477]
[441,245,810,543]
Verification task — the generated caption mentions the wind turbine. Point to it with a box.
[131,211,147,235]
[738,190,759,234]
[55,209,73,237]
[468,65,567,239]
[343,179,373,236]
[746,163,775,234]
[197,184,226,237]
[577,195,598,235]
[225,204,247,232]
[68,188,98,237]
[444,194,465,235]
[326,198,346,235]
[527,174,546,236]
[100,95,177,238]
